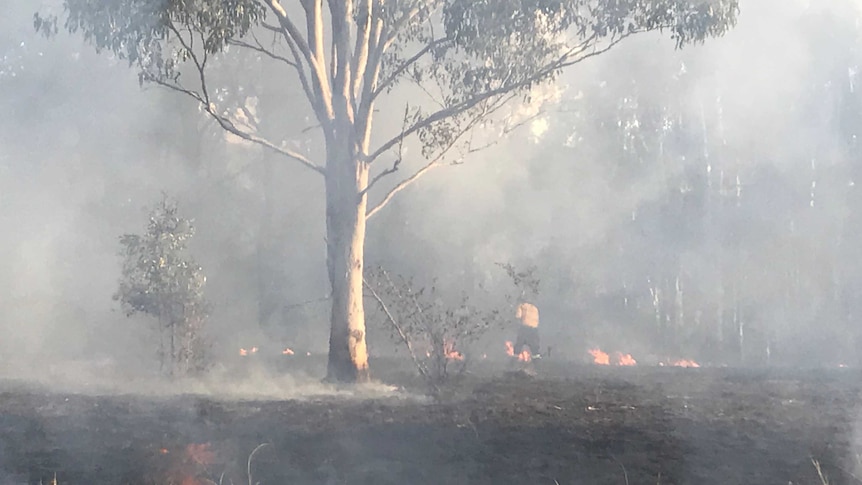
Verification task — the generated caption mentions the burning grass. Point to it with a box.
[504,340,532,362]
[587,348,637,366]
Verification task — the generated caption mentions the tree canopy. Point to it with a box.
[39,0,739,382]
[38,0,739,181]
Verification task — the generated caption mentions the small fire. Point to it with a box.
[588,348,637,366]
[282,348,295,355]
[185,443,215,466]
[669,359,700,368]
[617,353,637,366]
[239,347,258,356]
[588,348,610,365]
[443,340,464,361]
[446,350,465,361]
[505,341,532,362]
[159,442,217,485]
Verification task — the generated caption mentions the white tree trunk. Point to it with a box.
[324,122,371,383]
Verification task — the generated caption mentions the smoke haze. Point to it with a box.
[2,0,862,384]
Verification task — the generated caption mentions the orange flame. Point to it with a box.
[239,347,258,356]
[443,340,464,361]
[668,359,700,368]
[282,348,295,355]
[589,348,637,366]
[505,341,515,357]
[589,348,610,365]
[617,353,637,366]
[160,443,217,485]
[505,341,532,362]
[185,443,215,466]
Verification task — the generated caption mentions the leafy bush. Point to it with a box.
[114,194,209,377]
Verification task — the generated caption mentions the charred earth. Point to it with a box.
[0,357,859,485]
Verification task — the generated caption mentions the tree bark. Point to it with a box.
[324,124,371,383]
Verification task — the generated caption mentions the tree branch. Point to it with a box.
[381,5,424,51]
[365,113,480,219]
[328,0,354,120]
[371,37,449,102]
[264,0,335,122]
[363,163,399,196]
[210,109,326,175]
[365,159,439,220]
[355,14,385,152]
[365,86,543,219]
[351,0,374,103]
[227,35,298,68]
[162,18,325,174]
[361,104,409,197]
[306,0,332,97]
[367,31,636,164]
[264,1,313,61]
[146,75,324,175]
[279,27,327,126]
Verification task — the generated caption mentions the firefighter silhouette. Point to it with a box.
[513,301,540,358]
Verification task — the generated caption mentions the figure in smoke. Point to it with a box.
[513,301,541,359]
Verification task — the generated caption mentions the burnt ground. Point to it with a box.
[1,358,861,485]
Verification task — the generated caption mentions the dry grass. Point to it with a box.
[812,459,830,485]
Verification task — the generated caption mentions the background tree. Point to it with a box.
[115,195,209,376]
[40,0,739,382]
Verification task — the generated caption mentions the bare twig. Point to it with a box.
[361,105,410,197]
[610,455,630,485]
[228,34,298,67]
[372,38,450,101]
[363,163,400,198]
[363,275,439,394]
[247,443,270,485]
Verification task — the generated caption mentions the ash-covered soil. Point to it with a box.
[0,358,860,485]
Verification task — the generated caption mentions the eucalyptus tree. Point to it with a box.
[38,0,739,382]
